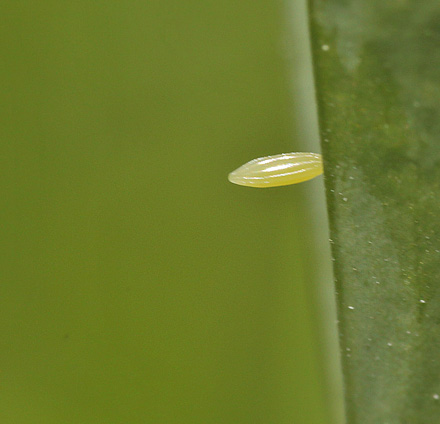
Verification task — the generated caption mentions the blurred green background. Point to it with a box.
[1,1,339,423]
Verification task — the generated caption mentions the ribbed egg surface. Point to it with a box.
[228,152,323,188]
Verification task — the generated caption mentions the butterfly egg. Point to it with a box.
[228,152,323,188]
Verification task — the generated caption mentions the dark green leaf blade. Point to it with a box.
[309,1,440,423]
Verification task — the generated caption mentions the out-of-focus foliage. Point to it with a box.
[1,1,334,423]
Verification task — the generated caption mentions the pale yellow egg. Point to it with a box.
[228,152,323,188]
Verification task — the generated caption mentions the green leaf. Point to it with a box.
[309,1,440,422]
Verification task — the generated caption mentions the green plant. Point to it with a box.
[309,1,440,422]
